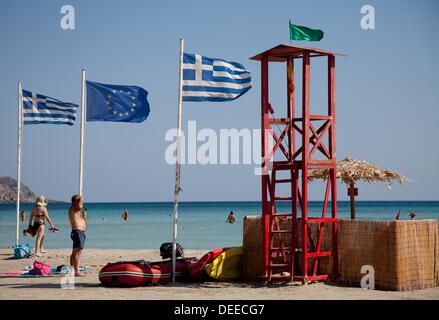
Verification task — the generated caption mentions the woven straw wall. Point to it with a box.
[339,219,438,291]
[243,216,264,281]
[243,216,439,290]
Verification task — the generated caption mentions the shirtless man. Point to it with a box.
[68,195,87,276]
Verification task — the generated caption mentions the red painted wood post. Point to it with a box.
[301,52,310,282]
[328,54,339,276]
[261,56,270,280]
[287,57,295,159]
[287,57,297,280]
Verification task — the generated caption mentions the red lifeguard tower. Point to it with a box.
[250,45,344,283]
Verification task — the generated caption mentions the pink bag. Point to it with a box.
[29,260,51,275]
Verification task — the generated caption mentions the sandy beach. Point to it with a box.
[0,248,438,300]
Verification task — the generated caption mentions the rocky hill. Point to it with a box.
[0,176,62,204]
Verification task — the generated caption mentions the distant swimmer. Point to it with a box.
[20,210,26,222]
[409,211,416,220]
[226,211,236,224]
[122,209,128,221]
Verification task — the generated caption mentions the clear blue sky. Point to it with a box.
[0,0,438,202]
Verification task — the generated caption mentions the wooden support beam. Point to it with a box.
[301,52,310,280]
[328,54,339,276]
[261,56,269,279]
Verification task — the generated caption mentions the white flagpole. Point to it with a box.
[172,38,184,282]
[79,69,86,196]
[15,81,23,247]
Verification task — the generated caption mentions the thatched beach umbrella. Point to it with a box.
[309,157,408,219]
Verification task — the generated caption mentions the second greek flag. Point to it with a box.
[182,53,251,102]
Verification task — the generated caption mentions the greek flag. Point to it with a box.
[22,90,78,125]
[182,53,251,102]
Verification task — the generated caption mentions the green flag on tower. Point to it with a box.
[289,22,324,42]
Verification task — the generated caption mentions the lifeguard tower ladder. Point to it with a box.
[250,45,343,283]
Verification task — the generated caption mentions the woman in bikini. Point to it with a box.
[29,195,56,256]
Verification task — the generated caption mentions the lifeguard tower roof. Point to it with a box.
[250,44,346,62]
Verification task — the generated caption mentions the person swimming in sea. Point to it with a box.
[122,209,128,221]
[226,211,236,224]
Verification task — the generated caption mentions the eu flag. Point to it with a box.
[86,81,150,123]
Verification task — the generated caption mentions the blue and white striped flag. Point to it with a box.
[182,53,251,102]
[22,90,78,125]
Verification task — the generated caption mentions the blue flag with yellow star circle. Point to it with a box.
[86,81,150,123]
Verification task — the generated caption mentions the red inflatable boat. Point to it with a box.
[99,260,189,287]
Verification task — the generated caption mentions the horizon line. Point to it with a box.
[3,199,439,205]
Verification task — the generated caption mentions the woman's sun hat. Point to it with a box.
[36,195,48,207]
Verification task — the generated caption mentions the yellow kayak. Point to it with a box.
[204,246,243,281]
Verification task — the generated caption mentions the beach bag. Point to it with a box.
[13,244,32,259]
[160,242,184,259]
[23,225,37,237]
[29,260,51,275]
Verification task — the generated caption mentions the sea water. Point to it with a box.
[0,201,438,250]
